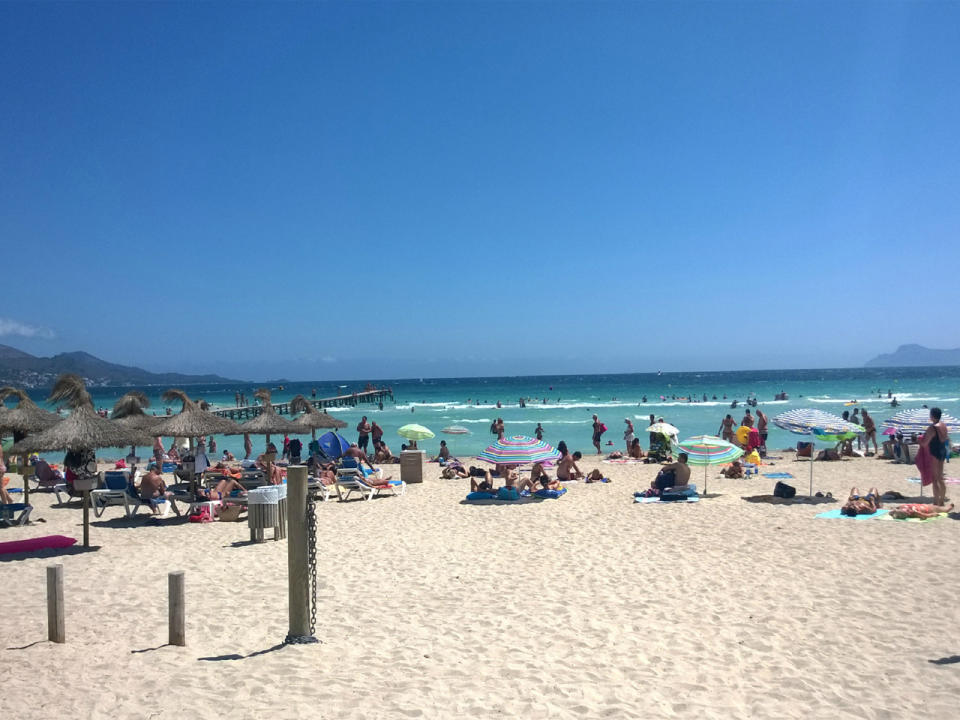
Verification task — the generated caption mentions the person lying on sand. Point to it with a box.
[889,502,954,520]
[840,487,882,516]
[441,464,469,479]
[585,469,609,483]
[518,463,556,493]
[720,460,744,478]
[471,474,495,493]
[816,448,840,461]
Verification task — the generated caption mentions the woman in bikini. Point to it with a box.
[889,502,954,520]
[840,487,882,516]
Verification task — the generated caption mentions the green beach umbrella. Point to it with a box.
[675,435,743,496]
[397,424,435,446]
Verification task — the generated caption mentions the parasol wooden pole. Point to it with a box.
[82,490,90,547]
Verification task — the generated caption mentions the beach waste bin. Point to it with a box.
[400,450,425,484]
[248,485,286,542]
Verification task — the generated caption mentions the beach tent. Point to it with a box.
[316,431,351,461]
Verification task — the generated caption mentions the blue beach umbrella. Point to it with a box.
[882,408,960,437]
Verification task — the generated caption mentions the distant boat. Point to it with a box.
[657,370,662,376]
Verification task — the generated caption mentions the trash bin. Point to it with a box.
[248,486,283,542]
[400,450,425,484]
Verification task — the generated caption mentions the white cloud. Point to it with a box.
[0,317,55,339]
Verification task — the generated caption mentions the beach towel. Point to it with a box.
[742,495,834,505]
[634,496,699,504]
[907,477,960,485]
[815,508,889,520]
[915,444,935,486]
[880,512,949,523]
[602,458,642,465]
[762,473,795,479]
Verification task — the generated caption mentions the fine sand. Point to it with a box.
[1,454,958,719]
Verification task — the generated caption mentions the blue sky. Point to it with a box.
[1,1,958,380]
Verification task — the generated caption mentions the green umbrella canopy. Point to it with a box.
[10,374,151,453]
[289,394,348,432]
[0,386,60,435]
[397,424,435,441]
[152,389,241,438]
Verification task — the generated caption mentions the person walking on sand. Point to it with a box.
[624,418,635,453]
[920,407,950,506]
[861,409,878,455]
[592,415,603,455]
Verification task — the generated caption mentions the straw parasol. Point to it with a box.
[153,389,241,439]
[289,394,347,439]
[0,386,60,438]
[10,375,153,546]
[235,389,305,443]
[111,391,162,458]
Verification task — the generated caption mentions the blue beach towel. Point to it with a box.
[762,473,794,479]
[816,508,889,520]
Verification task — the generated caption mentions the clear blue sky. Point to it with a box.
[2,1,958,380]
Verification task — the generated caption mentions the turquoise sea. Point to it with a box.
[17,367,960,460]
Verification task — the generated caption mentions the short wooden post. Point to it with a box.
[169,571,185,646]
[82,491,90,548]
[47,564,65,643]
[286,465,315,642]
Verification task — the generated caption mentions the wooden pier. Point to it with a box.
[211,389,393,420]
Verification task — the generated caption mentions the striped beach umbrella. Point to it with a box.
[773,409,864,496]
[676,435,743,495]
[882,409,960,437]
[478,435,560,466]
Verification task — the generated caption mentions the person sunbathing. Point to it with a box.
[889,502,954,520]
[374,442,398,464]
[139,467,173,513]
[628,438,644,459]
[537,475,561,491]
[816,448,840,461]
[221,450,235,461]
[840,487,882,516]
[518,463,553,493]
[585,468,609,483]
[720,460,744,478]
[441,464,469,479]
[345,443,377,471]
[470,474,496,493]
[198,476,246,500]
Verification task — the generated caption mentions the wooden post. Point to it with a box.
[286,465,315,642]
[47,564,65,643]
[22,455,30,506]
[169,571,185,646]
[82,490,90,547]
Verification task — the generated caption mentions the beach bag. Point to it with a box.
[600,423,607,434]
[773,481,796,499]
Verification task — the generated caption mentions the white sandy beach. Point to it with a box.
[1,455,958,720]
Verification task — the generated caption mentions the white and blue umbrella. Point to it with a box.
[773,409,864,496]
[882,409,960,437]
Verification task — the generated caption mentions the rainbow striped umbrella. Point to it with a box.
[882,409,960,437]
[478,435,560,466]
[676,435,743,495]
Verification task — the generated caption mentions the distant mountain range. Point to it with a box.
[0,344,237,388]
[865,344,960,368]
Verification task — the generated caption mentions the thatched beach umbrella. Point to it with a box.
[290,394,347,439]
[1,386,70,504]
[10,375,153,546]
[111,391,161,458]
[153,389,241,440]
[234,389,305,481]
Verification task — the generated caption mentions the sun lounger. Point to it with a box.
[0,503,33,527]
[335,460,403,501]
[30,460,69,504]
[93,471,179,518]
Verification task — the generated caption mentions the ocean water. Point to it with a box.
[17,367,960,460]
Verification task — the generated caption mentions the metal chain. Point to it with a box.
[284,491,320,645]
[306,491,319,636]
